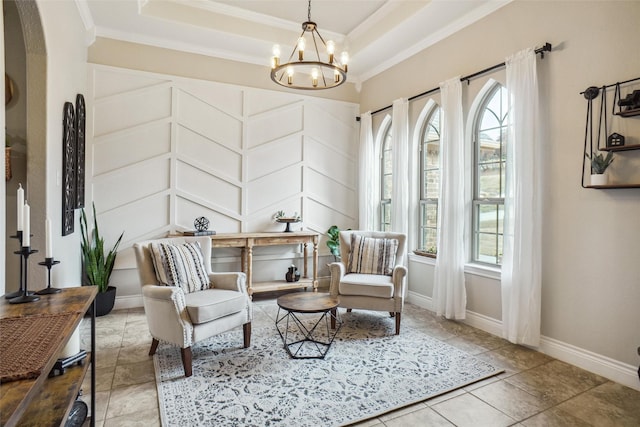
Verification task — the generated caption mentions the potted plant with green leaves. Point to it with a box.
[586,150,614,186]
[326,225,342,262]
[80,203,124,316]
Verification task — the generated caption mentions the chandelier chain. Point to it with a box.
[308,0,312,22]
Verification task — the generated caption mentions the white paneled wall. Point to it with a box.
[87,65,358,299]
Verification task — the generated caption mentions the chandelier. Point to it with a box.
[270,0,348,90]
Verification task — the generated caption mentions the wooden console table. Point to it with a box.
[0,287,97,427]
[211,232,319,295]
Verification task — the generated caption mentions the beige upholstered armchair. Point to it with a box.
[133,236,252,377]
[329,230,407,335]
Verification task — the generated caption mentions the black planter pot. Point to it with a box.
[90,286,117,317]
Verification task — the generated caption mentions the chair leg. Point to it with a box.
[149,338,159,356]
[346,308,352,313]
[243,322,251,348]
[330,308,337,329]
[181,347,193,377]
[389,312,395,317]
[395,312,401,335]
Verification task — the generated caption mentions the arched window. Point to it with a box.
[380,123,393,231]
[419,106,441,254]
[473,84,508,265]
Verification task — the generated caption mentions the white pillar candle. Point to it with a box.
[22,202,30,247]
[45,218,52,258]
[17,183,24,231]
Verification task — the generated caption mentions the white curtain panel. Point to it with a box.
[358,112,375,230]
[433,78,467,319]
[391,98,409,236]
[502,48,542,346]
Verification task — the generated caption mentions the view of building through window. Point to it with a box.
[419,107,441,255]
[380,125,393,231]
[474,85,508,265]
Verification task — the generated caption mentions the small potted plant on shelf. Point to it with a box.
[80,203,124,316]
[586,151,614,186]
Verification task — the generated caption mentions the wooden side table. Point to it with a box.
[0,287,97,427]
[211,232,319,295]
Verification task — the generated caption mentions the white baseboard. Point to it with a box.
[405,291,639,391]
[539,336,639,391]
[406,290,433,311]
[114,294,143,310]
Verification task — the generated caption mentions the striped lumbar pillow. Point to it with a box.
[347,234,398,276]
[149,241,209,293]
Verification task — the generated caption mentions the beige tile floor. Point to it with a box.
[80,292,640,426]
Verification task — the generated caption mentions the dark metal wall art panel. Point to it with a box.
[75,94,86,208]
[62,102,76,236]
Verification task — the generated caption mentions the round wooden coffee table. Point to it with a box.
[276,293,341,359]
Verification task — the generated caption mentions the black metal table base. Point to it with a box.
[276,307,342,359]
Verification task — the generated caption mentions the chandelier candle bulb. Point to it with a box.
[287,66,294,85]
[311,68,319,87]
[298,37,305,60]
[341,51,349,72]
[334,68,340,83]
[327,40,335,63]
[272,45,280,68]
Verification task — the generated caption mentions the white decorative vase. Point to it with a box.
[590,173,608,186]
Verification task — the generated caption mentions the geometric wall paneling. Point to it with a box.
[177,80,244,118]
[304,102,358,155]
[62,101,76,236]
[175,196,241,233]
[92,122,172,175]
[306,168,357,216]
[88,64,358,254]
[245,90,301,117]
[97,195,170,245]
[175,161,242,215]
[305,136,357,190]
[306,198,357,235]
[92,68,170,100]
[176,90,243,151]
[246,103,304,149]
[246,134,303,182]
[92,157,171,212]
[176,125,242,182]
[93,85,172,136]
[246,165,303,214]
[75,93,86,208]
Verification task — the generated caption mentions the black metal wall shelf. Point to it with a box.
[581,76,640,189]
[615,107,640,118]
[600,143,640,152]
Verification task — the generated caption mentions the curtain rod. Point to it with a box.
[359,42,552,120]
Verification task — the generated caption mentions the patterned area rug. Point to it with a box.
[154,310,503,427]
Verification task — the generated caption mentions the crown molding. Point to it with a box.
[358,0,513,83]
[74,0,96,45]
[94,26,268,67]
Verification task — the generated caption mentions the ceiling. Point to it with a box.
[79,0,512,86]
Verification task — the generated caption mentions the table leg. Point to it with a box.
[312,236,318,291]
[303,242,308,279]
[247,245,253,296]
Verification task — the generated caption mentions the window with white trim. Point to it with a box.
[380,124,392,232]
[473,84,508,265]
[418,106,441,255]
